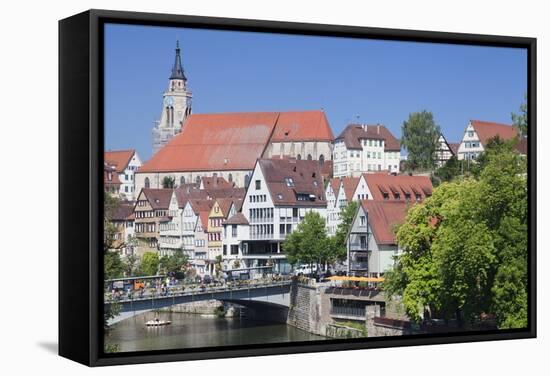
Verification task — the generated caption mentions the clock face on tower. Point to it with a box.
[164,96,174,106]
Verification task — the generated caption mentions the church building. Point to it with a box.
[138,41,334,192]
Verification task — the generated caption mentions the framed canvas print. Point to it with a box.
[59,9,536,366]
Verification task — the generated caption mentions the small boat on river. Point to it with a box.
[146,319,171,327]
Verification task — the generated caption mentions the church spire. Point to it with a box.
[170,40,186,81]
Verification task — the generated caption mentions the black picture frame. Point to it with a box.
[59,9,537,367]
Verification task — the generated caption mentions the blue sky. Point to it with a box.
[104,23,527,161]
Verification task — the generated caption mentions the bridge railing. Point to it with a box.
[104,276,292,304]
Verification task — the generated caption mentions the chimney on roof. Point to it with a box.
[377,125,380,134]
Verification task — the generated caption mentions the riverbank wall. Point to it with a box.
[287,278,399,339]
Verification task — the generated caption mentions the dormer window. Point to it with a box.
[285,178,294,187]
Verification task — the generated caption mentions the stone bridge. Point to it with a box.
[106,281,291,324]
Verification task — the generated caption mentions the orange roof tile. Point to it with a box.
[104,150,135,173]
[270,110,334,142]
[362,173,433,201]
[470,120,518,147]
[139,111,334,173]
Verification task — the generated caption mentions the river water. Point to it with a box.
[106,310,327,353]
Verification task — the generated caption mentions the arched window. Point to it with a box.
[195,176,201,184]
[180,176,186,185]
[319,154,325,165]
[307,154,312,161]
[144,177,150,189]
[297,154,302,160]
[213,173,218,178]
[228,173,233,183]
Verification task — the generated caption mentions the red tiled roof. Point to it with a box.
[361,200,408,245]
[224,212,249,225]
[336,124,400,151]
[198,210,210,229]
[215,198,235,218]
[341,176,360,201]
[139,111,333,173]
[104,164,121,185]
[142,188,173,210]
[470,120,518,147]
[174,186,208,207]
[448,143,460,156]
[362,173,433,201]
[206,187,246,200]
[320,160,333,181]
[258,159,326,207]
[188,199,214,214]
[270,110,334,142]
[200,176,235,189]
[329,178,341,198]
[104,150,135,173]
[111,203,135,221]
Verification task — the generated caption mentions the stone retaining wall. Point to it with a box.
[161,299,223,315]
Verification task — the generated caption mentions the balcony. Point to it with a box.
[249,233,275,240]
[349,262,368,271]
[249,217,274,224]
[349,244,369,252]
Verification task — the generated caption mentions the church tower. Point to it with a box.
[152,41,193,155]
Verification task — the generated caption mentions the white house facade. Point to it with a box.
[457,120,518,161]
[221,159,328,277]
[104,149,142,200]
[346,201,408,277]
[333,124,401,178]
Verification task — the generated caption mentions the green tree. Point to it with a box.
[140,252,160,276]
[383,143,527,328]
[214,255,223,276]
[511,93,528,137]
[432,156,466,186]
[162,176,176,189]
[401,111,441,171]
[159,249,189,275]
[122,253,139,277]
[283,211,330,271]
[333,201,359,261]
[103,194,124,279]
[104,251,124,280]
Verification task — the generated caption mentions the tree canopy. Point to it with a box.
[333,201,359,261]
[283,211,331,269]
[140,252,160,276]
[400,111,441,171]
[511,93,528,137]
[383,141,527,329]
[162,176,176,189]
[159,249,189,275]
